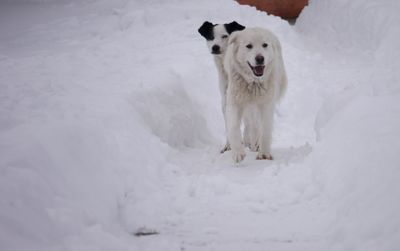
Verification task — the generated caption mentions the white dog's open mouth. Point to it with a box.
[247,62,265,77]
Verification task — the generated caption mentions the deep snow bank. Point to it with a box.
[297,0,400,250]
[0,0,216,249]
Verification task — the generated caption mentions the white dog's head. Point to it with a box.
[228,27,281,80]
[198,21,245,56]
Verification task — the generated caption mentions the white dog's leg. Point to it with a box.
[243,106,260,152]
[257,103,274,160]
[226,103,245,163]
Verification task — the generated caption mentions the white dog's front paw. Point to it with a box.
[256,152,273,160]
[232,150,246,163]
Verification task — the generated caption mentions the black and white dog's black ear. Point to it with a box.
[198,21,215,40]
[224,21,245,34]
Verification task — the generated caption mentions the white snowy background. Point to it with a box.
[0,0,399,250]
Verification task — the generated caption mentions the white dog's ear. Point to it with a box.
[272,38,282,52]
[227,32,240,57]
[228,31,239,45]
[270,37,283,62]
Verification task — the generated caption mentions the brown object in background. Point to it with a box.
[237,0,308,19]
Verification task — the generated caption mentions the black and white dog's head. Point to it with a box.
[198,21,245,56]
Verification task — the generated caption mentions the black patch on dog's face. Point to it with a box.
[224,21,245,34]
[198,21,216,41]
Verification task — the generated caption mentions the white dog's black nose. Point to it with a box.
[255,55,264,65]
[212,45,221,54]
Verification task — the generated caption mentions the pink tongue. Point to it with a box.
[254,66,264,74]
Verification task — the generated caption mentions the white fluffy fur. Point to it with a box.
[204,24,258,153]
[224,27,287,163]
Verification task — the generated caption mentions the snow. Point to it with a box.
[1,0,400,250]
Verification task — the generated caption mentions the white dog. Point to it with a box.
[198,21,245,153]
[224,27,287,163]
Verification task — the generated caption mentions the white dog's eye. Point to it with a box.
[262,43,268,48]
[246,44,253,49]
[222,35,228,39]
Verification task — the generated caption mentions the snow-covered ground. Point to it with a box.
[1,0,399,250]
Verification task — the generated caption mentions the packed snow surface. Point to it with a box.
[1,0,399,250]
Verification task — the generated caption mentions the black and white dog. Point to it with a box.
[198,21,245,153]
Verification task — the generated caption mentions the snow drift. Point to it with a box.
[297,0,400,250]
